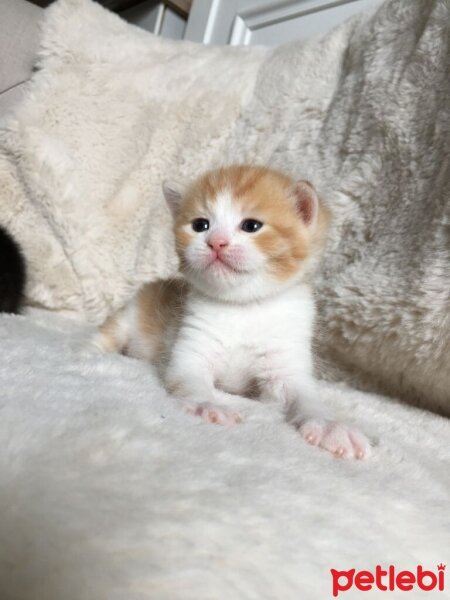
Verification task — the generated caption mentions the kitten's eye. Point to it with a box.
[241,219,263,233]
[191,218,209,232]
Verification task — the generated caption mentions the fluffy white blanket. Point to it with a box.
[0,309,448,599]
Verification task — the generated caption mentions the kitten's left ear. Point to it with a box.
[163,180,185,215]
[295,180,319,229]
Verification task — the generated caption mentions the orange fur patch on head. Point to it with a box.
[173,186,204,261]
[230,167,310,280]
[173,165,330,281]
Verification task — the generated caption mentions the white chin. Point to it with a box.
[186,266,243,293]
[208,263,238,275]
[207,268,241,286]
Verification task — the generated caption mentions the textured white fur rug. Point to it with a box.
[0,310,448,599]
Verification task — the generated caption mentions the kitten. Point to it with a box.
[0,225,26,314]
[96,165,370,459]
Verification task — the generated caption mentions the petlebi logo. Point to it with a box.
[330,564,446,597]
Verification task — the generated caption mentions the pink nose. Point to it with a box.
[207,234,229,252]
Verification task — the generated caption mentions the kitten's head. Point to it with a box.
[163,165,329,303]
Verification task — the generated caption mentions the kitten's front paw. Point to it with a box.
[183,402,242,426]
[296,418,370,459]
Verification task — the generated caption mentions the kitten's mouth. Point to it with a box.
[206,255,243,274]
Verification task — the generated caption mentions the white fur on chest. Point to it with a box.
[169,284,315,396]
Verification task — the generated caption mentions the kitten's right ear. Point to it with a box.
[295,180,319,230]
[163,180,184,215]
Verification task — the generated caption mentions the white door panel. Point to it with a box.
[185,0,385,45]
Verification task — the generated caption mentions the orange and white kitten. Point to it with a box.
[96,165,370,459]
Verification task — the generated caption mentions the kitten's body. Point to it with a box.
[96,166,370,458]
[0,225,26,314]
[166,283,316,410]
[99,279,185,362]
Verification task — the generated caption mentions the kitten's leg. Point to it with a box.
[92,312,125,353]
[165,360,241,426]
[260,377,371,459]
[168,381,242,425]
[185,397,242,425]
[92,287,163,362]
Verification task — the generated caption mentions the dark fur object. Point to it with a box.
[0,225,26,314]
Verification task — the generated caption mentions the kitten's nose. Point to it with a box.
[207,234,229,252]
